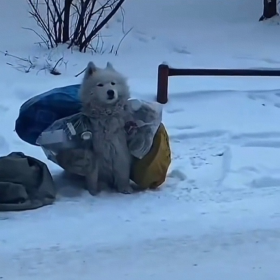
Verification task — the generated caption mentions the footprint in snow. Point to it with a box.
[168,169,187,181]
[172,46,191,55]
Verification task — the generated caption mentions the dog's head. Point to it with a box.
[80,62,130,110]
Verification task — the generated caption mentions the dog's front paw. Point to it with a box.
[117,185,134,194]
[87,185,100,196]
[85,173,99,196]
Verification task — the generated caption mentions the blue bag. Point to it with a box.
[15,84,82,146]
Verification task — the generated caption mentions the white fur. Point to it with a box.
[79,61,133,195]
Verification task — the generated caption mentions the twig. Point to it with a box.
[50,57,63,75]
[79,0,126,52]
[2,50,63,75]
[75,67,86,77]
[27,0,56,48]
[0,50,31,63]
[114,27,133,55]
[119,6,126,34]
[22,27,50,48]
[52,56,63,70]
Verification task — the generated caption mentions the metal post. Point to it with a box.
[157,64,169,104]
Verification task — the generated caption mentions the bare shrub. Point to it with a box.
[26,0,126,52]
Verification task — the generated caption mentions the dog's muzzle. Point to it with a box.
[107,89,115,100]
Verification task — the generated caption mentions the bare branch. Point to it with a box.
[51,56,63,72]
[25,0,128,53]
[114,26,132,55]
[22,27,50,48]
[0,50,31,63]
[68,0,92,49]
[27,0,56,47]
[62,0,73,42]
[75,67,86,77]
[79,0,126,52]
[2,50,63,75]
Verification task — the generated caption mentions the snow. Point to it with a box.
[1,0,280,279]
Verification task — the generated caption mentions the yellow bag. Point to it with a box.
[130,123,171,189]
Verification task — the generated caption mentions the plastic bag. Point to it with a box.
[36,99,163,169]
[15,84,81,146]
[127,99,163,159]
[36,113,93,165]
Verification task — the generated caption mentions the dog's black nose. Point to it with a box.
[107,90,115,99]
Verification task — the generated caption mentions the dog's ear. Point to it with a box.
[106,62,115,71]
[84,61,97,78]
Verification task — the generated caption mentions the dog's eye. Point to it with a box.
[97,83,104,87]
[111,82,116,85]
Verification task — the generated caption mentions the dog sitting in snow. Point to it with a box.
[79,61,134,195]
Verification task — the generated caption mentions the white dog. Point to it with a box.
[79,61,133,195]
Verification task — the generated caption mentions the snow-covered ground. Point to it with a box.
[1,0,280,279]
